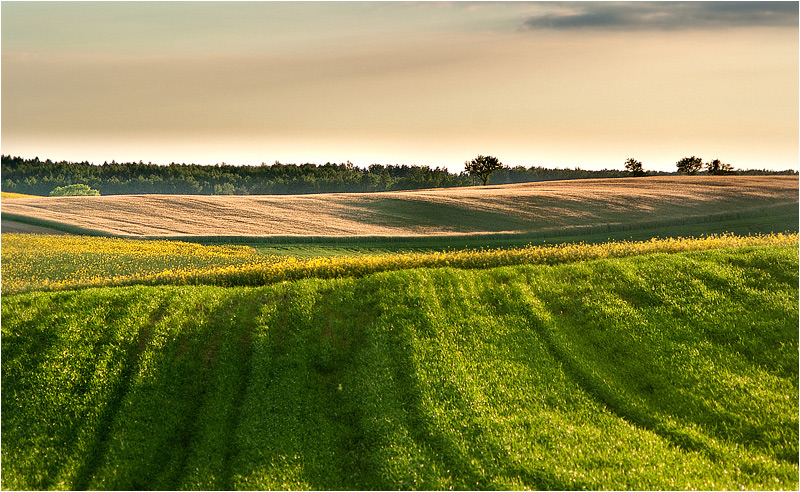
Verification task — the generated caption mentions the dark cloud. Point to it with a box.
[521,2,799,31]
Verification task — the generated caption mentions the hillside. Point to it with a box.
[2,245,797,490]
[2,176,797,238]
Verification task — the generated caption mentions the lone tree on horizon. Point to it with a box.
[676,156,704,175]
[624,157,645,177]
[465,155,504,185]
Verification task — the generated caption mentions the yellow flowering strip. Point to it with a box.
[1,192,38,199]
[2,232,796,294]
[0,234,268,293]
[142,232,797,287]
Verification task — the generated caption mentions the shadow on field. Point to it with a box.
[59,289,266,490]
[3,248,797,490]
[71,297,168,490]
[339,197,541,233]
[512,252,799,465]
[223,273,580,490]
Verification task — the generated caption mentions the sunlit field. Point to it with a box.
[2,238,797,490]
[2,176,796,237]
[3,0,799,487]
[2,232,796,294]
[2,187,798,489]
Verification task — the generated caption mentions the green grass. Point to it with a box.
[3,245,797,490]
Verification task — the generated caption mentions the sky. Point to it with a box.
[2,1,798,173]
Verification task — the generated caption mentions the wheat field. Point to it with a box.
[1,176,796,238]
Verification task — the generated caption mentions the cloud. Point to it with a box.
[521,2,799,31]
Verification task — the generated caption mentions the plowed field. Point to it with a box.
[2,176,796,238]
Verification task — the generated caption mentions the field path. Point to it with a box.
[1,176,797,238]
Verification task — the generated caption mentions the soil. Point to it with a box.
[1,220,72,235]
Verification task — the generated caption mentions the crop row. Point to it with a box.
[2,246,797,489]
[2,232,797,294]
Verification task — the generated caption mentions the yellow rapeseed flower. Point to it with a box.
[2,232,796,294]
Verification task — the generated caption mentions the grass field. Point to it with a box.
[1,176,797,239]
[2,243,797,490]
[2,176,798,490]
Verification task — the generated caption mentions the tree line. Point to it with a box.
[0,155,639,196]
[2,155,795,196]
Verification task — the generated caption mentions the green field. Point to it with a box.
[2,238,798,490]
[2,176,799,489]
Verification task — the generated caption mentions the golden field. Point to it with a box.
[1,176,797,238]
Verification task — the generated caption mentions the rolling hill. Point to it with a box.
[2,176,797,239]
[2,245,798,490]
[2,175,798,490]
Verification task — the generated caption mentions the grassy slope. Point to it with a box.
[2,245,797,490]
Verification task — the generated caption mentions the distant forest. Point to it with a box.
[2,155,796,196]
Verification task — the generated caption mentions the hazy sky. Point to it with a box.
[2,1,798,172]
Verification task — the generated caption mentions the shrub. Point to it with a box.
[49,184,100,196]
